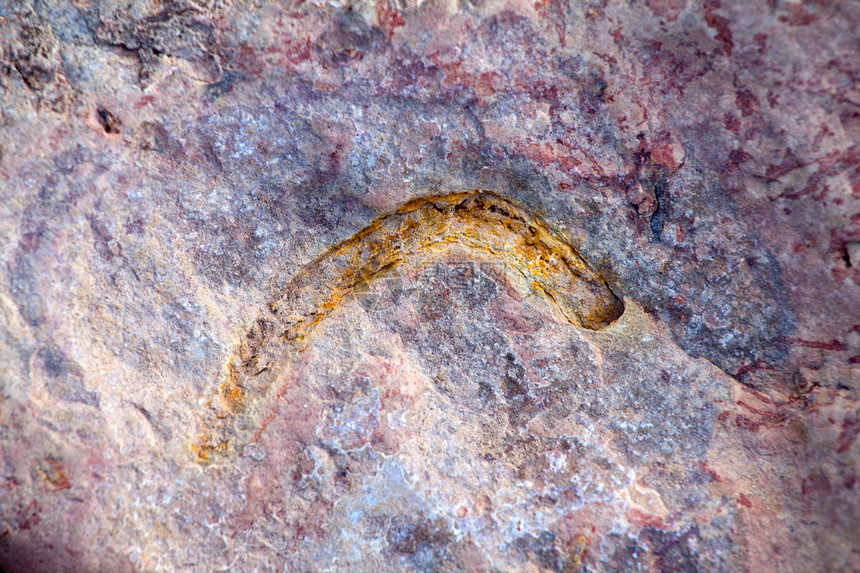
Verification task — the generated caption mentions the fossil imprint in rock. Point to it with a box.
[194,192,625,463]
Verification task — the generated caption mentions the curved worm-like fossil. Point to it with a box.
[193,191,624,463]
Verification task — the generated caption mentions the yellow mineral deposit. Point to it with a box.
[194,191,624,463]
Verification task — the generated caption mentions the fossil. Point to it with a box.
[193,191,624,463]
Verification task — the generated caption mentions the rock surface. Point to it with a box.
[0,0,858,571]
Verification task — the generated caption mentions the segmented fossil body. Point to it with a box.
[193,192,624,463]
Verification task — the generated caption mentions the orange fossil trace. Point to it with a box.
[194,191,624,463]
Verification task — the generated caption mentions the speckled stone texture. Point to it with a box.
[0,0,858,571]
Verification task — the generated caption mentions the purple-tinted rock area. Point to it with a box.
[0,0,858,571]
